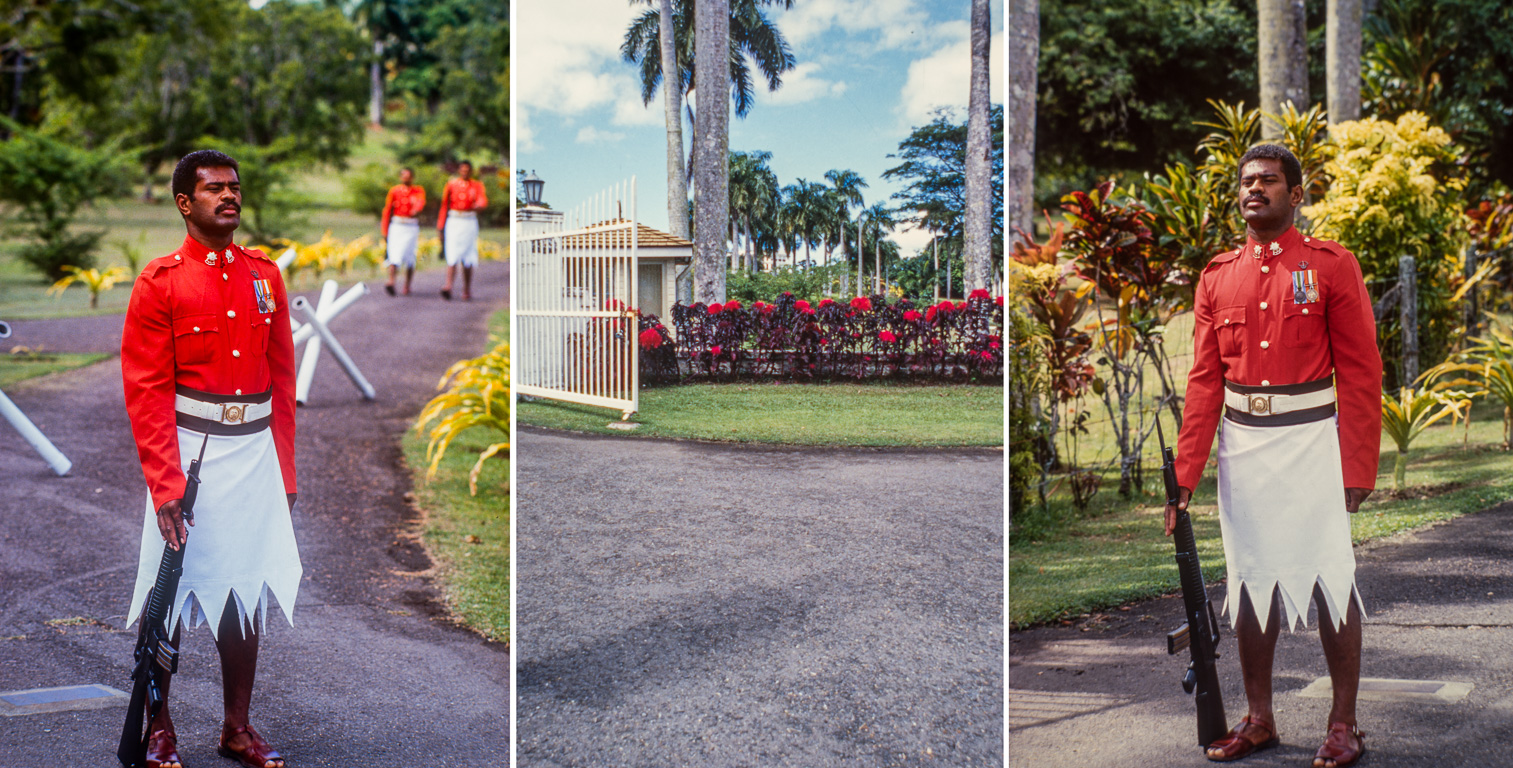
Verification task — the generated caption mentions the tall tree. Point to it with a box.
[1008,0,1037,237]
[885,107,1005,278]
[964,0,993,290]
[1327,0,1362,125]
[1259,0,1309,138]
[341,0,417,128]
[824,168,867,267]
[693,0,731,303]
[622,0,795,243]
[729,150,779,272]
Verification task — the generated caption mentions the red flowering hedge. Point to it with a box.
[637,289,1003,384]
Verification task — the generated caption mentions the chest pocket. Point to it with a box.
[250,316,272,357]
[1213,306,1246,359]
[172,313,221,366]
[1283,300,1326,348]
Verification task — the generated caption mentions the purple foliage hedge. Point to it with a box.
[635,290,1004,384]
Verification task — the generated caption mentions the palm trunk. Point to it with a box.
[1259,0,1309,138]
[1009,0,1039,238]
[692,0,729,303]
[1326,0,1362,127]
[369,39,384,127]
[661,0,690,240]
[963,0,993,291]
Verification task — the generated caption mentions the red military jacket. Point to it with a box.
[437,177,487,230]
[1176,226,1383,491]
[380,183,426,238]
[122,236,298,511]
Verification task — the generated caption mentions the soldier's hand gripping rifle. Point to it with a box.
[1158,415,1228,747]
[117,430,209,768]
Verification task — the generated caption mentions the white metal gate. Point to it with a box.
[516,178,639,419]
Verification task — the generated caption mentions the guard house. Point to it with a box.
[517,172,690,330]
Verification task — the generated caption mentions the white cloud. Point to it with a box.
[761,62,848,106]
[895,25,1004,128]
[515,0,643,117]
[577,126,627,144]
[887,218,938,258]
[515,108,536,153]
[780,0,938,51]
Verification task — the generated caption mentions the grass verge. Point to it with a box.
[0,352,110,388]
[400,309,509,643]
[1009,398,1513,628]
[517,382,1005,447]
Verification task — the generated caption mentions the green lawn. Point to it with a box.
[1010,390,1513,629]
[401,309,509,643]
[518,383,1005,447]
[0,352,110,388]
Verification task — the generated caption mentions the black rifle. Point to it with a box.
[117,430,209,768]
[1158,416,1228,747]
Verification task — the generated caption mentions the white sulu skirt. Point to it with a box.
[385,218,420,268]
[126,425,302,639]
[443,211,480,267]
[1217,414,1363,633]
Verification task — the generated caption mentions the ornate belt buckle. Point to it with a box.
[222,403,245,423]
[1248,395,1273,416]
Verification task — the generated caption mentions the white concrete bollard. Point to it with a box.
[289,282,367,347]
[276,247,297,271]
[291,295,376,401]
[0,388,73,476]
[294,280,339,406]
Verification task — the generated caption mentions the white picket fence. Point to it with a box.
[515,179,640,419]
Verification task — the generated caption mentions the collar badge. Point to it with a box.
[205,251,217,266]
[1269,242,1283,256]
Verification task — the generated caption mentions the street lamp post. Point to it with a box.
[522,170,544,206]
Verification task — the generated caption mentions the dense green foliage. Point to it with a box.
[0,122,130,278]
[884,106,1004,276]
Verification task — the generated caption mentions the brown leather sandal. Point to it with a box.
[1206,715,1280,762]
[146,729,182,768]
[218,723,285,768]
[1313,722,1365,768]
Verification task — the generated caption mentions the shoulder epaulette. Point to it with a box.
[140,254,186,278]
[1202,248,1243,272]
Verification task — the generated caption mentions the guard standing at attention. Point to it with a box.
[437,159,488,301]
[122,149,301,768]
[381,166,426,297]
[1164,144,1381,768]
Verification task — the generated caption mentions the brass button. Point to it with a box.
[1260,301,1268,310]
[265,318,271,324]
[174,255,182,261]
[1260,340,1270,349]
[1262,266,1270,274]
[222,273,228,281]
[1262,380,1270,386]
[1304,237,1311,242]
[192,326,200,332]
[1303,308,1310,315]
[227,310,236,318]
[1224,318,1231,325]
[232,349,241,358]
[235,389,242,395]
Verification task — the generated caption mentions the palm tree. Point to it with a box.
[729,150,779,272]
[1258,0,1309,138]
[1008,0,1038,237]
[964,0,993,291]
[823,168,867,267]
[693,0,731,302]
[857,202,897,293]
[781,179,833,270]
[340,0,415,128]
[623,0,796,242]
[1327,0,1362,126]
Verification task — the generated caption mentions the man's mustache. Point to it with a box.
[1245,195,1269,206]
[216,203,241,214]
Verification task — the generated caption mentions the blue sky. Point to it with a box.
[513,0,1004,257]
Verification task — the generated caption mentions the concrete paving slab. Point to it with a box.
[0,684,126,716]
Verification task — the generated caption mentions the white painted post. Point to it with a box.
[292,296,376,400]
[0,389,72,476]
[276,247,297,271]
[294,280,339,405]
[289,282,368,347]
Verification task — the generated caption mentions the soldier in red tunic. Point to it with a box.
[1164,144,1381,767]
[380,167,426,297]
[437,159,488,301]
[122,150,300,768]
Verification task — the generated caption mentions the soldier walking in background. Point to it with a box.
[122,149,301,768]
[437,159,488,301]
[1164,144,1382,768]
[381,166,426,296]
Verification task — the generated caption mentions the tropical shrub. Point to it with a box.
[1423,328,1513,448]
[651,290,1003,384]
[1380,386,1471,489]
[0,120,130,280]
[1302,111,1469,386]
[46,265,131,309]
[415,338,510,495]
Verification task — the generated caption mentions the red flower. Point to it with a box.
[795,299,811,312]
[934,300,954,314]
[902,310,923,322]
[708,303,722,315]
[850,296,873,311]
[996,296,1005,307]
[878,331,897,343]
[969,288,991,300]
[799,306,816,315]
[725,300,743,311]
[638,328,663,349]
[925,307,938,322]
[989,341,1001,350]
[711,345,723,356]
[819,298,836,308]
[955,301,967,310]
[758,303,775,316]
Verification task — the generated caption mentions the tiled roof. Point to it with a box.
[559,219,692,249]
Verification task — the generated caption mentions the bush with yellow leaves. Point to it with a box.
[47,265,130,309]
[415,339,510,495]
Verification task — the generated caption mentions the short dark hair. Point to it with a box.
[458,159,473,169]
[400,166,414,175]
[172,150,240,199]
[1237,143,1303,191]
